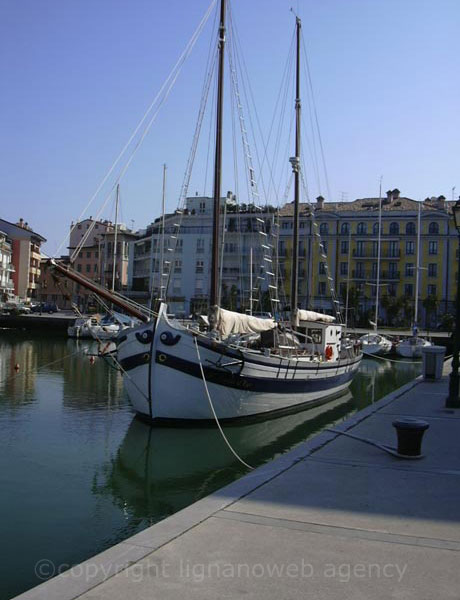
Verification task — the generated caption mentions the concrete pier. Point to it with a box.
[15,360,460,600]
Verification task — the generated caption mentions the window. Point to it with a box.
[199,201,206,214]
[86,251,91,258]
[224,242,237,253]
[406,222,416,235]
[429,241,438,255]
[319,262,326,275]
[373,222,379,235]
[94,264,98,272]
[318,281,326,295]
[406,241,415,255]
[77,224,82,230]
[196,239,205,253]
[389,222,399,234]
[340,262,348,275]
[175,239,183,253]
[428,222,439,234]
[76,264,82,272]
[341,241,349,255]
[405,263,414,276]
[320,241,328,255]
[278,240,286,256]
[195,279,204,294]
[389,262,398,276]
[357,222,367,235]
[355,241,364,257]
[388,283,397,297]
[356,262,364,277]
[371,262,377,277]
[389,241,399,257]
[372,241,378,257]
[78,251,82,258]
[428,263,437,277]
[172,279,181,293]
[404,284,414,296]
[282,221,292,229]
[95,251,99,259]
[319,223,329,235]
[341,222,349,235]
[195,260,204,274]
[307,328,323,344]
[174,260,182,273]
[427,284,437,296]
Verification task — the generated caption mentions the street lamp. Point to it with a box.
[446,197,460,408]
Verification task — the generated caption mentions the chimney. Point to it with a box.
[392,188,400,199]
[18,218,24,228]
[386,190,393,201]
[316,195,324,209]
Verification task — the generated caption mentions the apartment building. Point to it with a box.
[129,195,277,315]
[0,218,46,299]
[67,218,137,309]
[278,189,455,326]
[0,230,14,301]
[128,189,455,326]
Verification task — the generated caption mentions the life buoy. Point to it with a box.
[325,345,333,361]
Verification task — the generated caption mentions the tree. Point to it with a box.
[381,295,403,326]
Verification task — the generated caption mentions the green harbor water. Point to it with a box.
[0,330,422,599]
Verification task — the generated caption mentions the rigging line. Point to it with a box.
[301,37,332,202]
[194,336,254,470]
[230,7,295,206]
[73,19,214,265]
[56,0,217,258]
[164,52,218,302]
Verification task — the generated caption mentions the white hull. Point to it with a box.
[360,333,392,356]
[396,337,432,359]
[117,306,362,421]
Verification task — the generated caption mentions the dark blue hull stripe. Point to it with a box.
[195,338,362,371]
[155,351,355,393]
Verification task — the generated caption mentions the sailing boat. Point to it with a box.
[359,184,392,356]
[113,4,362,421]
[396,202,432,358]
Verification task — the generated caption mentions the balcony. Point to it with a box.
[352,249,401,258]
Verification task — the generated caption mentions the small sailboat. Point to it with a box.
[359,184,392,356]
[397,203,432,358]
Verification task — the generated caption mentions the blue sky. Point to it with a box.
[1,0,459,253]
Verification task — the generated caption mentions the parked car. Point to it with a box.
[3,301,31,314]
[31,302,60,314]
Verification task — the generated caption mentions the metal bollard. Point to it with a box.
[392,418,429,457]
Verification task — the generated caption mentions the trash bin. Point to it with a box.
[421,345,446,380]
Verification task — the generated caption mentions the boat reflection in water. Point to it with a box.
[99,393,354,524]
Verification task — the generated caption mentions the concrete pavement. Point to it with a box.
[15,359,460,600]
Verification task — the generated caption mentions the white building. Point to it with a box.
[129,195,278,316]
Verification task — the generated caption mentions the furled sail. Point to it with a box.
[210,306,277,338]
[295,309,336,326]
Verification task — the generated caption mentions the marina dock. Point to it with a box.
[15,359,460,600]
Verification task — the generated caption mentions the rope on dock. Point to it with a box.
[194,336,254,470]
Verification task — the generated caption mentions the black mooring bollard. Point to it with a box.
[392,418,430,457]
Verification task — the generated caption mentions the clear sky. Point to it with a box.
[1,0,459,253]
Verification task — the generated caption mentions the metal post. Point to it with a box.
[446,230,460,408]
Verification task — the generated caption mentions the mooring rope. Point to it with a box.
[194,336,254,470]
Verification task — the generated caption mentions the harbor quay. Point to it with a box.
[14,359,460,600]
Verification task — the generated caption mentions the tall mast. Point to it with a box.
[414,201,421,329]
[160,163,167,300]
[374,179,382,331]
[290,16,301,320]
[111,184,120,293]
[210,0,226,307]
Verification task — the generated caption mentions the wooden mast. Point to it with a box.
[210,0,226,308]
[290,16,301,321]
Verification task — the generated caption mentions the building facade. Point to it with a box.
[128,189,456,327]
[0,218,46,299]
[0,230,14,301]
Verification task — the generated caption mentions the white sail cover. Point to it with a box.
[295,309,335,325]
[210,307,276,338]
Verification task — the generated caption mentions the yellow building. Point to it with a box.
[278,189,455,327]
